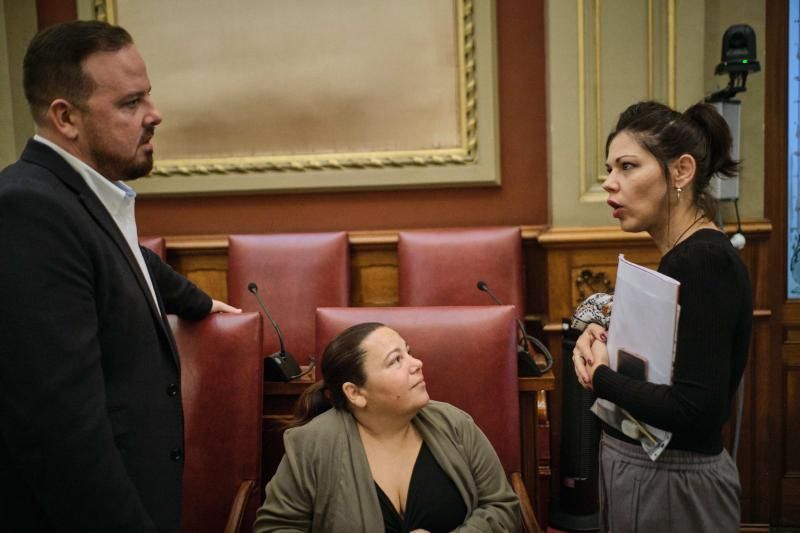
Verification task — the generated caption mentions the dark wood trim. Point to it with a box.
[161,221,766,252]
[35,0,77,30]
[765,0,789,526]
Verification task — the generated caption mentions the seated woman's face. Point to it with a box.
[356,327,430,416]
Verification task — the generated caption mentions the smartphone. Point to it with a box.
[617,349,648,381]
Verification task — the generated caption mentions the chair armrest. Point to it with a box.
[224,479,256,533]
[510,471,542,533]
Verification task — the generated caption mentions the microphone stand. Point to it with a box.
[247,282,311,381]
[477,281,553,375]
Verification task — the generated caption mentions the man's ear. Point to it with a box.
[342,382,367,409]
[671,153,697,191]
[46,99,81,141]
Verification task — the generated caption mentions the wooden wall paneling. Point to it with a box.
[764,0,791,526]
[522,226,548,323]
[738,311,773,524]
[261,379,313,513]
[779,303,800,524]
[733,230,772,524]
[34,0,76,29]
[348,231,399,307]
[781,337,800,522]
[540,247,568,524]
[535,389,551,523]
[166,236,229,302]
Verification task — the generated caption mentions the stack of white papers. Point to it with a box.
[592,255,680,461]
[606,255,680,384]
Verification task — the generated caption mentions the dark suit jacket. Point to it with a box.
[0,140,212,532]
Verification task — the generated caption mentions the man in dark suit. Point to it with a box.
[0,21,240,531]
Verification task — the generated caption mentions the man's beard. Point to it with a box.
[91,149,153,181]
[85,125,154,181]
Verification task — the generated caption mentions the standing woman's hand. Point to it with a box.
[572,324,607,390]
[587,335,610,379]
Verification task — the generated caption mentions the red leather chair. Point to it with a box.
[227,232,349,365]
[397,227,547,527]
[139,235,166,260]
[397,227,525,321]
[168,312,264,533]
[315,305,541,532]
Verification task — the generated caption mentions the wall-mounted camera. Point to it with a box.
[705,24,760,209]
[707,24,761,103]
[703,24,760,250]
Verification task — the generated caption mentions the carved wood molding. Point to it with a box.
[163,224,549,251]
[575,268,613,301]
[159,221,770,251]
[538,220,772,246]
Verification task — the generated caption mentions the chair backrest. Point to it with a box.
[169,312,263,533]
[139,235,166,260]
[227,232,349,365]
[397,226,525,321]
[315,305,521,474]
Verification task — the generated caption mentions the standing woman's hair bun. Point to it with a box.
[683,102,740,180]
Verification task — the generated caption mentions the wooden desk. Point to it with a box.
[262,370,556,517]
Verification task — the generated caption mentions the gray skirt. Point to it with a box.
[598,433,740,533]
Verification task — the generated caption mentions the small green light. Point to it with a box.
[742,59,749,64]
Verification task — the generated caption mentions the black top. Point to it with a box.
[375,441,468,533]
[594,229,752,454]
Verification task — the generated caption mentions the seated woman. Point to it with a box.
[254,322,520,533]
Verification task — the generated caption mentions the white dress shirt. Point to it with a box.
[33,134,160,309]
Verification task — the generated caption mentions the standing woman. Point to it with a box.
[573,101,752,532]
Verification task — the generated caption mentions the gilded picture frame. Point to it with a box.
[94,0,499,196]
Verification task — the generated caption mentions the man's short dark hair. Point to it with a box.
[23,20,133,123]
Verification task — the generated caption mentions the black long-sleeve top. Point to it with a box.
[593,229,752,454]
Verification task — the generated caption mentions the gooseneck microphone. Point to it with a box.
[248,282,288,355]
[476,280,501,304]
[477,280,553,376]
[247,282,308,382]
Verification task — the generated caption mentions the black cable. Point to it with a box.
[734,197,743,233]
[521,333,554,374]
[290,358,316,380]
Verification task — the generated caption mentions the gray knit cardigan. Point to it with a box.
[253,400,520,532]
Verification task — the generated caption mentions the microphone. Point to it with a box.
[477,280,553,376]
[247,282,307,382]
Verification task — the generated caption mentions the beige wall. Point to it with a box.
[0,0,110,168]
[1,1,766,226]
[548,0,765,227]
[0,0,36,168]
[0,0,14,166]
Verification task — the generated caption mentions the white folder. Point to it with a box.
[606,254,680,385]
[593,254,680,460]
